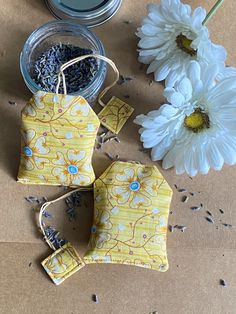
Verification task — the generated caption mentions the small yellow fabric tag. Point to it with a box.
[98,96,134,134]
[41,242,85,285]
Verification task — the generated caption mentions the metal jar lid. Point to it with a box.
[45,0,122,27]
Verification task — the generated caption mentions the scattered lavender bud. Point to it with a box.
[191,206,201,211]
[139,148,149,153]
[65,192,81,221]
[205,217,215,224]
[44,226,67,249]
[149,80,154,86]
[174,225,187,232]
[8,100,17,106]
[105,152,115,161]
[114,137,121,143]
[25,196,39,204]
[206,210,213,217]
[43,211,53,219]
[220,279,227,287]
[181,195,189,203]
[169,225,174,232]
[222,223,233,228]
[92,294,99,303]
[178,188,187,193]
[123,20,132,24]
[219,209,224,214]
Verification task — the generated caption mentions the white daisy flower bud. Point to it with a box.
[137,1,235,86]
[134,61,236,176]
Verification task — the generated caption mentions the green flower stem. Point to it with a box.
[203,0,225,25]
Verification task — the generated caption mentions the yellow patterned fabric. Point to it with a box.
[42,243,85,285]
[98,96,134,134]
[84,161,173,271]
[17,91,100,187]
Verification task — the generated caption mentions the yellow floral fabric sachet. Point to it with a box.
[84,161,173,271]
[42,243,85,285]
[98,96,134,134]
[17,91,100,187]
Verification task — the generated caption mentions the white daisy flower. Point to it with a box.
[134,61,236,176]
[137,1,234,86]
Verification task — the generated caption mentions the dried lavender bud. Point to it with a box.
[139,148,149,153]
[103,138,111,144]
[43,211,53,219]
[219,209,224,214]
[8,100,17,106]
[25,196,39,203]
[189,192,195,196]
[222,223,233,228]
[149,80,154,86]
[181,195,189,203]
[205,217,214,224]
[92,294,99,303]
[33,43,98,94]
[169,225,174,232]
[178,188,187,193]
[42,196,48,203]
[191,206,201,211]
[44,226,67,250]
[174,225,187,232]
[65,192,81,221]
[220,279,227,287]
[206,210,213,217]
[174,184,178,189]
[123,20,132,24]
[105,152,115,161]
[100,132,107,138]
[114,137,121,143]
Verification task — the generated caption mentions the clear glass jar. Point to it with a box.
[20,20,107,104]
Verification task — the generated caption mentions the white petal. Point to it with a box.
[154,62,171,81]
[192,7,206,28]
[194,143,210,175]
[207,142,224,171]
[165,70,181,87]
[177,77,193,101]
[187,61,201,84]
[139,37,164,49]
[167,91,185,107]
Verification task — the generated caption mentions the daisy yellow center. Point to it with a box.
[176,34,197,57]
[184,109,210,133]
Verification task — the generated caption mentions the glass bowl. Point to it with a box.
[20,20,107,104]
